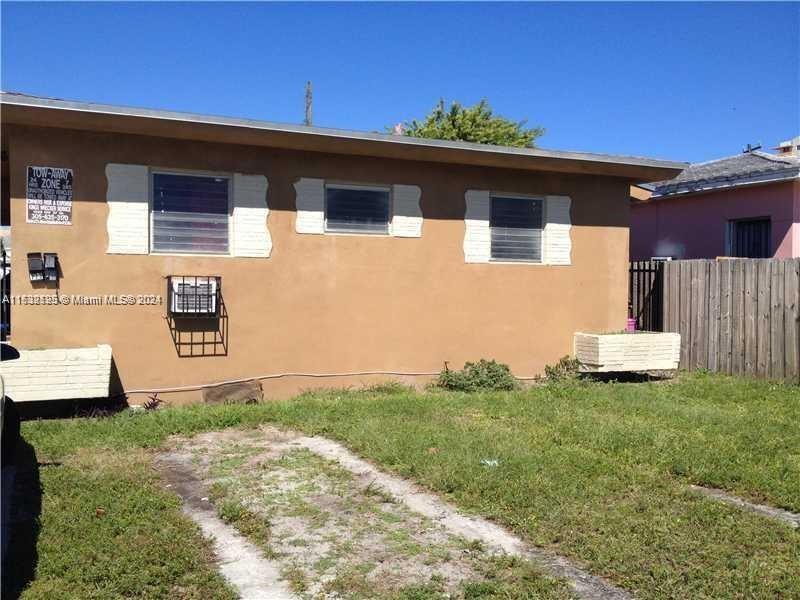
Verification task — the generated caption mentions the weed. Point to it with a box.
[216,497,274,557]
[543,355,582,382]
[434,359,518,392]
[283,564,309,592]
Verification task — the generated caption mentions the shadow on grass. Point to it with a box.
[1,438,43,599]
[583,371,677,384]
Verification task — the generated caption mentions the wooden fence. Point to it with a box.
[629,259,800,382]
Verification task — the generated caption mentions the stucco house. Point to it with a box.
[0,92,682,402]
[630,140,800,260]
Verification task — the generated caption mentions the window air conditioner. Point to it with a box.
[170,276,218,316]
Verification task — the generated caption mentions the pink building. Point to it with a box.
[631,142,800,260]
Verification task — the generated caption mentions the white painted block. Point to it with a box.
[294,178,325,234]
[0,345,113,402]
[464,190,491,263]
[574,332,681,372]
[544,195,572,265]
[390,185,423,238]
[232,174,271,257]
[106,164,149,254]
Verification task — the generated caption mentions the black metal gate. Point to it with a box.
[629,260,664,332]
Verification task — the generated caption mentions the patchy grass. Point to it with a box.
[16,372,800,598]
[265,374,800,598]
[176,432,569,599]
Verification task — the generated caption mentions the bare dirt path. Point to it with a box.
[156,451,297,600]
[689,485,800,529]
[289,432,630,600]
[159,426,631,600]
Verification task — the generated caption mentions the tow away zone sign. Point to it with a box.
[26,166,73,225]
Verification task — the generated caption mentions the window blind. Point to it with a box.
[152,173,230,254]
[325,185,390,234]
[490,196,543,261]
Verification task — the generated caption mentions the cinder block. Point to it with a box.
[0,345,113,402]
[574,332,680,372]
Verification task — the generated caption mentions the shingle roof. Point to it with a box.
[651,150,800,198]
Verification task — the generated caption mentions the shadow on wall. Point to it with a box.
[167,295,229,358]
[1,437,42,600]
[267,167,629,227]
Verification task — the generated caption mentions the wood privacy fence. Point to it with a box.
[629,259,800,382]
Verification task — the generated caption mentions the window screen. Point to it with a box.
[152,173,229,254]
[490,196,543,261]
[325,184,390,234]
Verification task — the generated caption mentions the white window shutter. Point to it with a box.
[106,164,149,254]
[294,177,325,234]
[232,174,270,257]
[544,195,572,265]
[463,190,491,263]
[390,184,422,237]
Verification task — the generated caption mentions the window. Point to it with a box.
[325,183,390,234]
[490,195,543,261]
[728,218,771,258]
[167,276,220,317]
[152,172,230,254]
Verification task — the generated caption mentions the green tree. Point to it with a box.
[395,99,544,148]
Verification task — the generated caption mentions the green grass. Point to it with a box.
[16,372,800,598]
[5,448,235,600]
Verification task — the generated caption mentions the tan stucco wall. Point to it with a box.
[4,125,630,401]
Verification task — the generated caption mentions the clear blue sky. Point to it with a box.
[2,2,798,163]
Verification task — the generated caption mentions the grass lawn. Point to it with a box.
[11,372,800,598]
[3,445,236,600]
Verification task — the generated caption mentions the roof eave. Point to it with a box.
[651,168,800,200]
[0,93,685,182]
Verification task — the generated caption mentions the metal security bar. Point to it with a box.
[166,275,221,318]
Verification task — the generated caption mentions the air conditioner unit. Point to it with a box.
[169,276,218,316]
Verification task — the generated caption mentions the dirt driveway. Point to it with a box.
[157,426,626,600]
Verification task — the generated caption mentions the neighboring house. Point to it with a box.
[630,141,800,260]
[0,92,681,401]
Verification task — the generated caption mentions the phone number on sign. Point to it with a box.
[3,294,163,306]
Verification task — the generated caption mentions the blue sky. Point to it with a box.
[2,2,798,163]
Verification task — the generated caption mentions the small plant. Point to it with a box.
[544,356,582,382]
[435,359,518,392]
[143,393,163,410]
